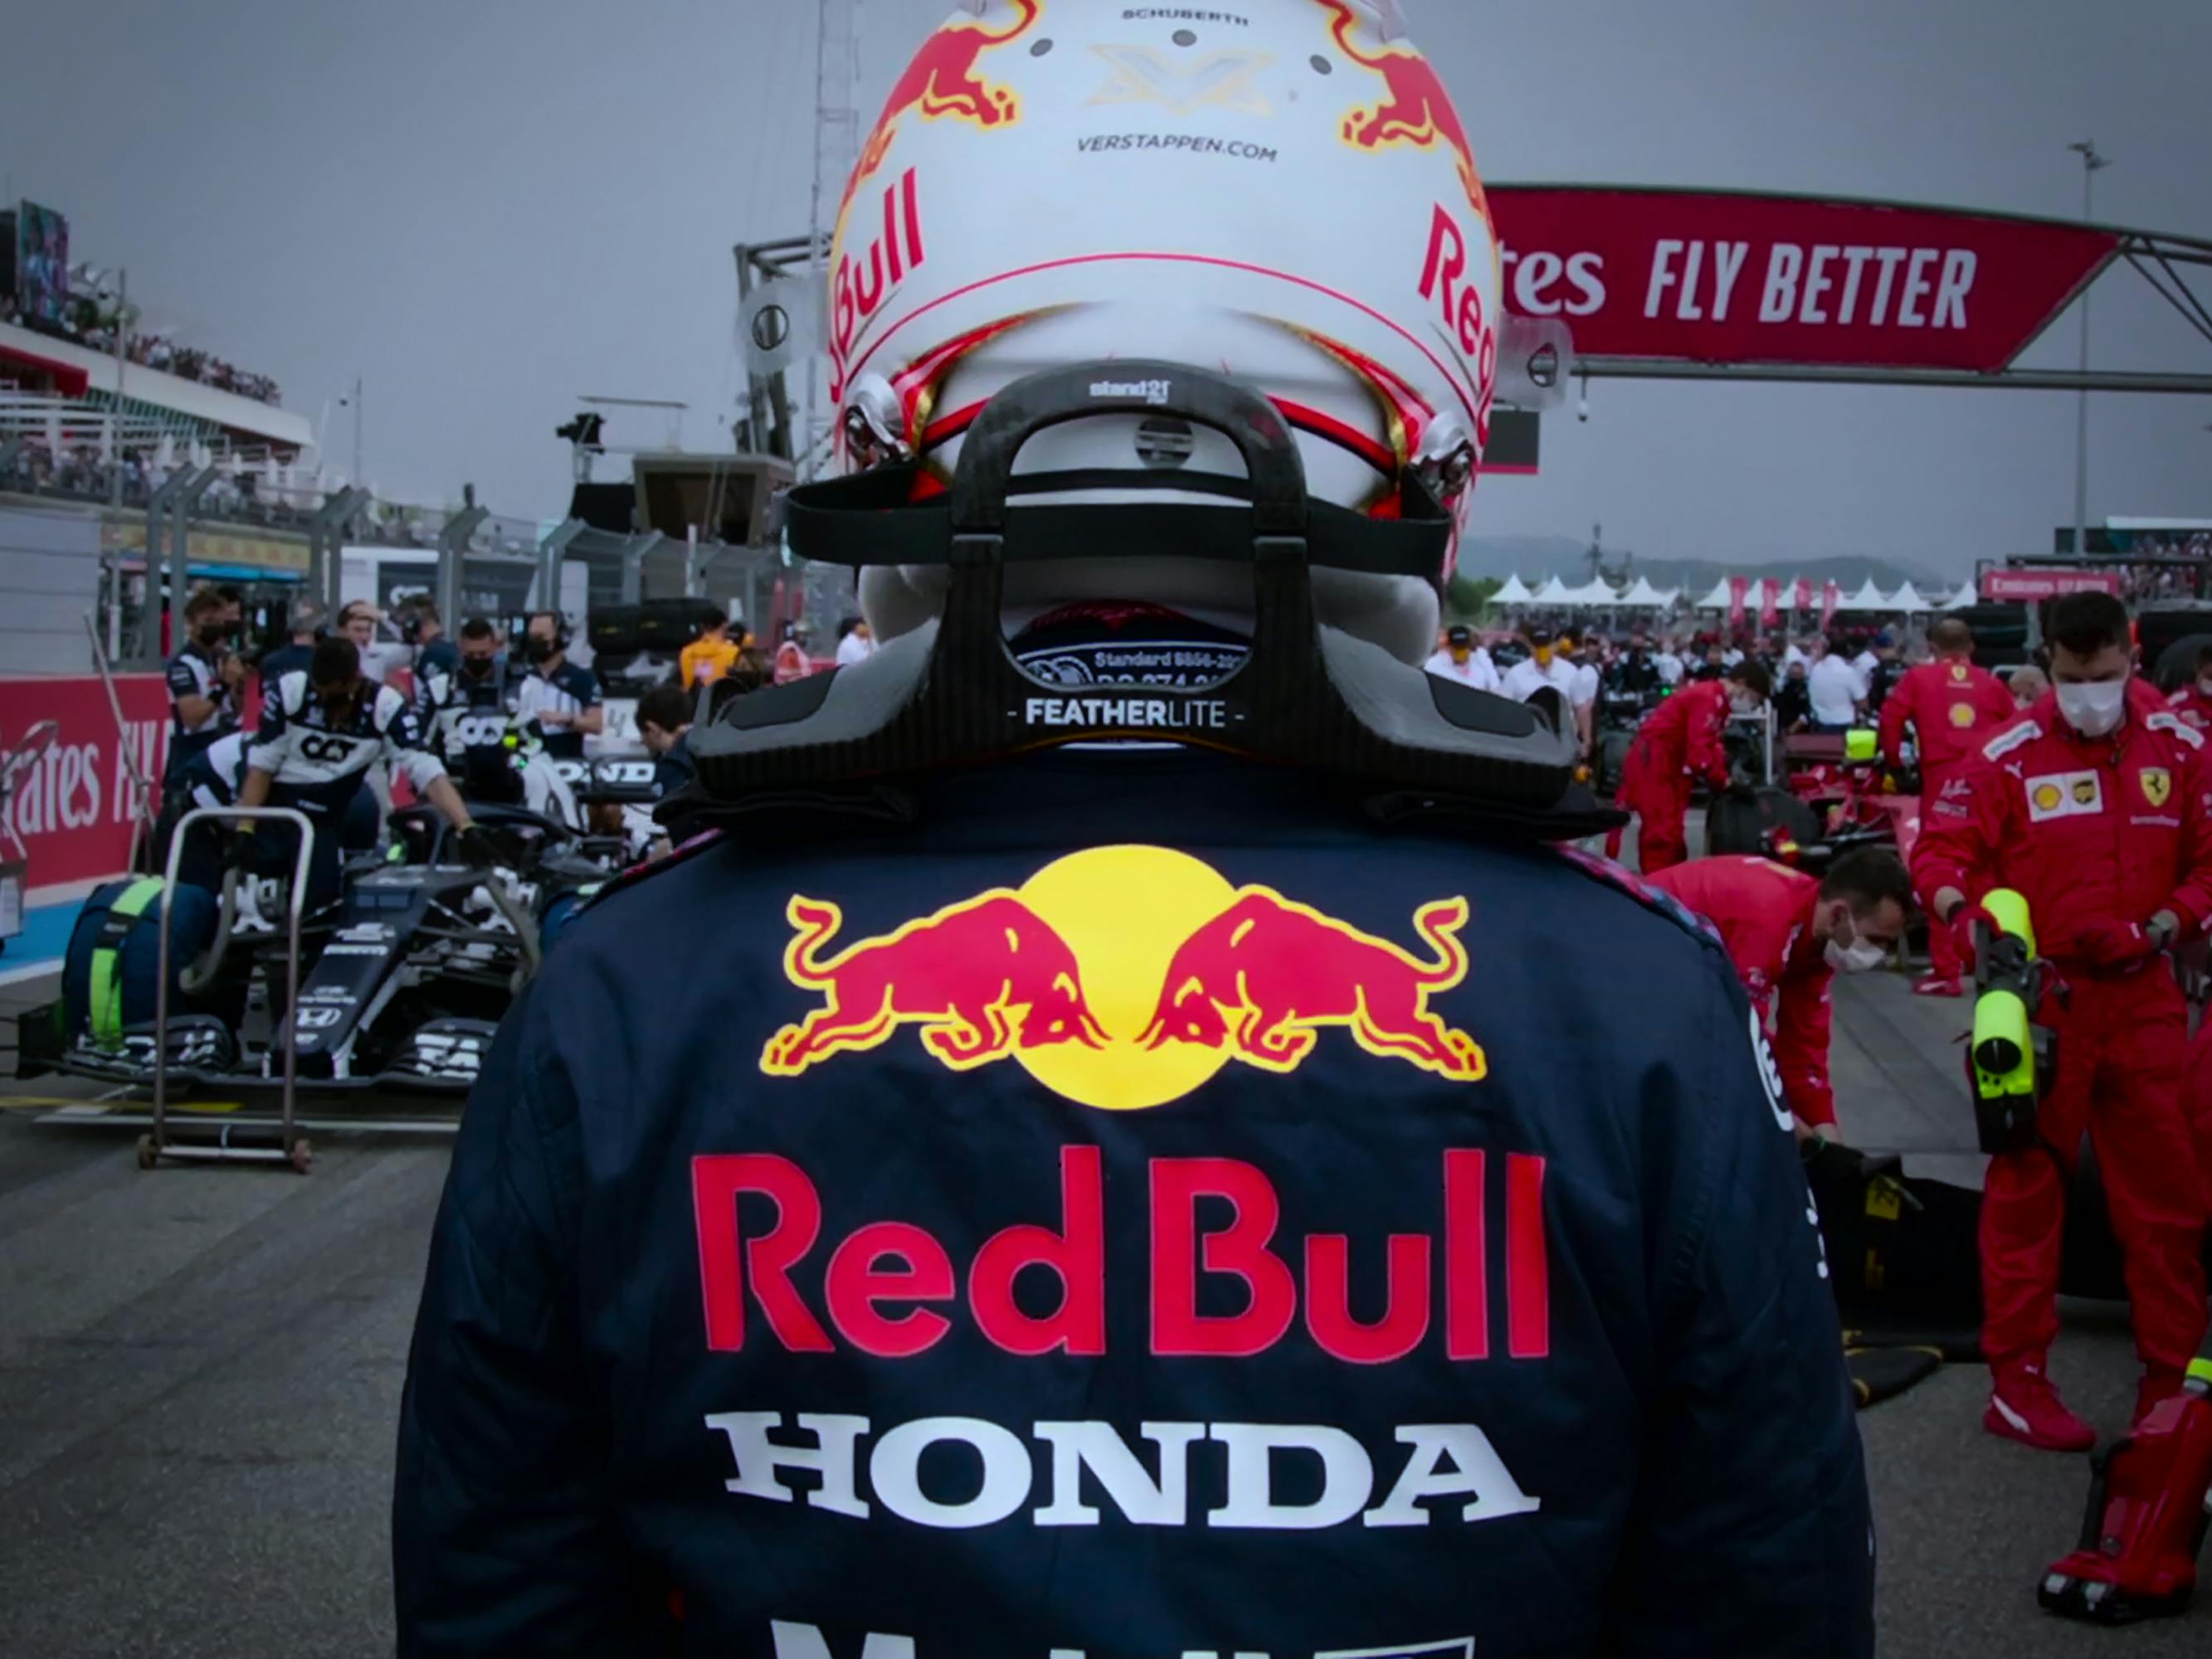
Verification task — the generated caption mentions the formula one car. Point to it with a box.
[16,803,620,1097]
[1706,727,1914,869]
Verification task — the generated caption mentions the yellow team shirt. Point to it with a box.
[680,636,740,689]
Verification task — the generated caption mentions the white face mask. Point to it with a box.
[2198,677,2212,699]
[1824,918,1887,975]
[2055,679,2127,737]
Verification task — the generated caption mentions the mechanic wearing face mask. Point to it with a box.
[415,618,529,803]
[163,587,245,787]
[1605,659,1772,873]
[233,637,490,909]
[514,611,603,761]
[1914,590,2212,1450]
[1648,849,1912,1144]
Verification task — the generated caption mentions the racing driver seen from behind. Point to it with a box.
[394,4,1873,1656]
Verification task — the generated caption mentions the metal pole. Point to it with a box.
[352,374,363,486]
[2068,140,2110,558]
[109,269,128,510]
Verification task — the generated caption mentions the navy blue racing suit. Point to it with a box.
[249,672,443,908]
[393,750,1874,1658]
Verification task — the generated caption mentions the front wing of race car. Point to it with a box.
[17,860,537,1096]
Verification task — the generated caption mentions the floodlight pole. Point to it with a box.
[2068,140,2112,557]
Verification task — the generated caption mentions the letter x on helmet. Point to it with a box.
[702,2,1601,834]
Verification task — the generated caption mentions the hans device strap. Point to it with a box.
[686,361,1617,836]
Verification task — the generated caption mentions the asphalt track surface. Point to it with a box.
[2,823,2206,1657]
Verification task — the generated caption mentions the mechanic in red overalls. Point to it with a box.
[2166,640,2212,732]
[1878,617,2017,995]
[1649,849,1914,1142]
[1606,660,1771,873]
[1915,591,2212,1450]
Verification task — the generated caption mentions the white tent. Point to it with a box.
[1842,578,1889,611]
[1888,581,1930,612]
[1532,576,1575,605]
[1654,587,1682,609]
[1618,577,1669,608]
[1943,579,1979,610]
[1492,573,1535,605]
[1563,578,1620,607]
[1695,578,1733,611]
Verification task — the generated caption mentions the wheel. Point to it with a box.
[289,1138,314,1175]
[1706,786,1821,859]
[135,1133,158,1170]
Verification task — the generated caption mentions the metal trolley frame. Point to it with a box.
[140,806,315,1174]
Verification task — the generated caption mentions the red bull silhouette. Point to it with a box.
[1319,0,1492,233]
[763,889,1108,1077]
[837,0,1042,239]
[1141,888,1487,1080]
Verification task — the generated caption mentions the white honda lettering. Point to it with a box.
[768,1623,915,1659]
[1032,1420,1205,1527]
[1363,1423,1543,1527]
[704,1411,871,1518]
[870,1416,1031,1530]
[1208,1423,1372,1530]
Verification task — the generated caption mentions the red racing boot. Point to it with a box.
[2135,1369,2188,1428]
[1986,1360,2097,1452]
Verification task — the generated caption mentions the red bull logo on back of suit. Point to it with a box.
[761,845,1488,1109]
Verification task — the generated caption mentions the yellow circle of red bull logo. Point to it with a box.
[761,846,1487,1109]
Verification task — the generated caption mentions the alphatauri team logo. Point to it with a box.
[762,845,1488,1108]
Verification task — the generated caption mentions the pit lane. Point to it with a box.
[0,815,2205,1657]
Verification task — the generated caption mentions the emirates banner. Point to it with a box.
[1758,578,1782,630]
[0,674,169,893]
[1727,576,1749,629]
[1981,567,2125,601]
[1486,187,2121,372]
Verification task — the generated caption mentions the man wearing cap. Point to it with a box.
[1424,623,1500,692]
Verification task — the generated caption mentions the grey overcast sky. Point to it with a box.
[7,0,2209,576]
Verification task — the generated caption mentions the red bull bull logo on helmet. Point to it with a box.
[836,0,1044,241]
[762,845,1488,1108]
[1318,0,1492,233]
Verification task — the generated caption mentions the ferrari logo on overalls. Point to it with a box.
[2141,767,2172,808]
[1949,664,1969,682]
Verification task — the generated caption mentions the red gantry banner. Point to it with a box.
[1485,187,2122,373]
[1981,567,2126,602]
[0,674,170,893]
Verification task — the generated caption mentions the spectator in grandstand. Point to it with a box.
[2008,664,2049,712]
[835,615,877,668]
[679,608,742,689]
[163,587,245,786]
[516,611,603,760]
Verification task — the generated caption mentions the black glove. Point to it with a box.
[454,825,497,869]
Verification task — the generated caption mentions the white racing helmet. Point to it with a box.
[831,0,1501,664]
